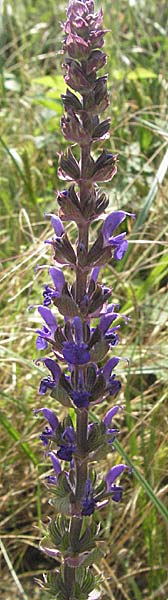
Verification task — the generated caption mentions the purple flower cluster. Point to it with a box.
[33,1,133,598]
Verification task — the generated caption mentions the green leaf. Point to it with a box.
[80,544,106,568]
[127,67,157,80]
[44,571,67,600]
[33,75,66,94]
[74,570,96,599]
[50,494,71,516]
[49,473,72,515]
[48,516,70,550]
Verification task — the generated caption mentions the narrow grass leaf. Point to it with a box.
[113,440,168,524]
[0,539,28,600]
[0,411,38,466]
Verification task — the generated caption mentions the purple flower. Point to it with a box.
[103,405,122,443]
[47,452,62,484]
[62,318,90,365]
[61,110,90,144]
[39,358,61,395]
[82,479,96,516]
[43,267,65,306]
[105,464,128,502]
[44,215,65,249]
[34,407,59,446]
[57,426,77,461]
[63,341,90,365]
[90,267,100,283]
[65,34,90,61]
[102,357,122,396]
[64,60,90,94]
[71,390,91,408]
[99,311,119,334]
[102,211,135,260]
[50,215,65,237]
[100,311,120,347]
[36,306,57,350]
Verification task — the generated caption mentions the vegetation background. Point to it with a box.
[0,0,168,598]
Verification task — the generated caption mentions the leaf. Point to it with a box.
[80,545,106,568]
[127,67,157,80]
[51,384,72,407]
[33,97,61,113]
[8,148,24,172]
[40,536,61,559]
[0,138,35,202]
[90,340,109,362]
[54,295,80,318]
[49,473,72,515]
[50,493,71,516]
[44,571,68,600]
[32,74,66,94]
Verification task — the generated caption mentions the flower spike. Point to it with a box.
[32,1,134,597]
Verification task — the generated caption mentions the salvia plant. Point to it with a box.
[34,1,135,598]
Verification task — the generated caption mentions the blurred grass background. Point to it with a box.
[0,0,168,598]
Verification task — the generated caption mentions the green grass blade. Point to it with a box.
[0,411,38,466]
[0,136,35,203]
[118,146,168,270]
[113,439,168,524]
[0,539,28,600]
[134,146,168,230]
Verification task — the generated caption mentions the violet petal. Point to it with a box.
[34,408,59,431]
[103,357,120,380]
[49,267,65,292]
[48,452,61,475]
[51,215,65,236]
[38,306,57,332]
[43,358,61,383]
[106,464,127,489]
[104,405,121,427]
[36,336,48,350]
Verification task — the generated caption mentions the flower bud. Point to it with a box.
[58,149,80,181]
[53,233,76,265]
[92,117,111,141]
[64,59,92,93]
[92,150,118,182]
[61,110,90,145]
[61,88,83,113]
[86,50,107,75]
[65,33,90,60]
[57,187,83,224]
[84,76,109,114]
[89,28,108,49]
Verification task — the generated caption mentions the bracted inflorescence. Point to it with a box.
[34,2,134,599]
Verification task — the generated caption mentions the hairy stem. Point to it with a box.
[75,223,89,304]
[64,141,91,596]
